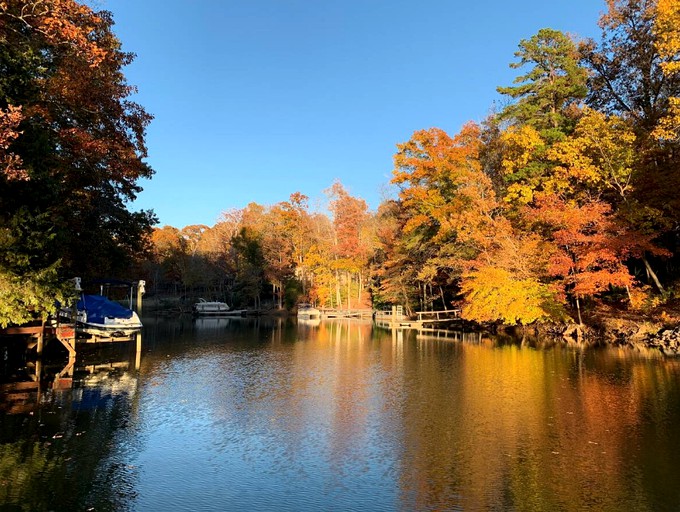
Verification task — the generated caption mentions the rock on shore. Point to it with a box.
[643,327,680,357]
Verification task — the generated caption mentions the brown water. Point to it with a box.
[1,316,679,511]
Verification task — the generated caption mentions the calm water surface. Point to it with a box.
[1,316,680,511]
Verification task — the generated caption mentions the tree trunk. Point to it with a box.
[575,295,583,326]
[642,255,664,294]
[335,271,341,309]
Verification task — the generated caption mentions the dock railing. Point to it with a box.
[319,308,373,319]
[374,306,406,322]
[415,309,461,324]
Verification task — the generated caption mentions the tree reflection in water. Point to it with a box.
[0,319,679,511]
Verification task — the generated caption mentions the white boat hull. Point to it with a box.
[78,311,143,338]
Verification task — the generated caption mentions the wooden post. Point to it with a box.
[36,322,44,356]
[135,332,142,370]
[137,280,145,313]
[34,358,42,383]
[391,305,397,325]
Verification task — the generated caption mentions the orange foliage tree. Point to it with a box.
[326,182,372,309]
[530,194,666,323]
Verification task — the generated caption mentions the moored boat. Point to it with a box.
[297,303,321,319]
[193,298,231,316]
[73,294,143,338]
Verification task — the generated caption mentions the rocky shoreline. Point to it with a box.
[637,326,680,357]
[564,318,680,357]
[499,316,680,357]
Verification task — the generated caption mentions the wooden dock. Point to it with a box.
[320,308,373,319]
[0,321,141,357]
[1,321,143,413]
[374,308,462,330]
[1,324,77,357]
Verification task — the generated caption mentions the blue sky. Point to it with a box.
[105,0,605,228]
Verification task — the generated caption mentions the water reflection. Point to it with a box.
[1,318,679,511]
[0,342,141,511]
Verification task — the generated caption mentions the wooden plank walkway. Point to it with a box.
[416,309,461,323]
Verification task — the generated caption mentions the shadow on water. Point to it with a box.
[0,317,679,511]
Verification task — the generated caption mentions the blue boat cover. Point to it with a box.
[78,294,133,324]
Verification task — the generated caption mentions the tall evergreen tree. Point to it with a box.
[497,28,588,140]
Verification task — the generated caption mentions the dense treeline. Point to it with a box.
[145,0,680,326]
[144,184,375,311]
[2,0,680,328]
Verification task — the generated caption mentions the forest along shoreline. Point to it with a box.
[4,1,680,359]
[136,3,680,357]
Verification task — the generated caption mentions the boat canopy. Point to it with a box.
[78,294,134,323]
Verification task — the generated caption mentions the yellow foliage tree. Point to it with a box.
[655,0,680,74]
[654,0,680,141]
[497,124,551,206]
[461,267,562,325]
[460,230,565,326]
[546,108,637,201]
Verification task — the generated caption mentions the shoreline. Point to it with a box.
[495,317,680,358]
[141,297,680,357]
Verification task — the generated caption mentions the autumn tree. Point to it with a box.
[530,193,668,323]
[391,125,496,271]
[580,0,680,288]
[302,213,336,307]
[326,182,372,309]
[180,225,223,292]
[460,234,565,326]
[370,200,423,311]
[195,223,238,296]
[148,226,186,294]
[231,226,266,309]
[582,0,679,134]
[389,124,508,313]
[653,0,680,140]
[491,29,589,209]
[495,124,551,205]
[384,123,568,324]
[0,1,155,325]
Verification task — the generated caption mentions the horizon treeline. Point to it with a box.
[142,0,680,325]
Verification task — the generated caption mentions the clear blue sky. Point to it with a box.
[105,0,605,228]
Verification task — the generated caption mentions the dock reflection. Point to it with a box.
[0,336,142,415]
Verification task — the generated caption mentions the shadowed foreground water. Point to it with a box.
[1,316,680,511]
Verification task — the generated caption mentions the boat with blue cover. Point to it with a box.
[74,294,143,337]
[60,278,144,338]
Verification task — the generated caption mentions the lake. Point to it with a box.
[1,316,679,511]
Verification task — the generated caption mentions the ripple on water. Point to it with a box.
[3,318,680,511]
